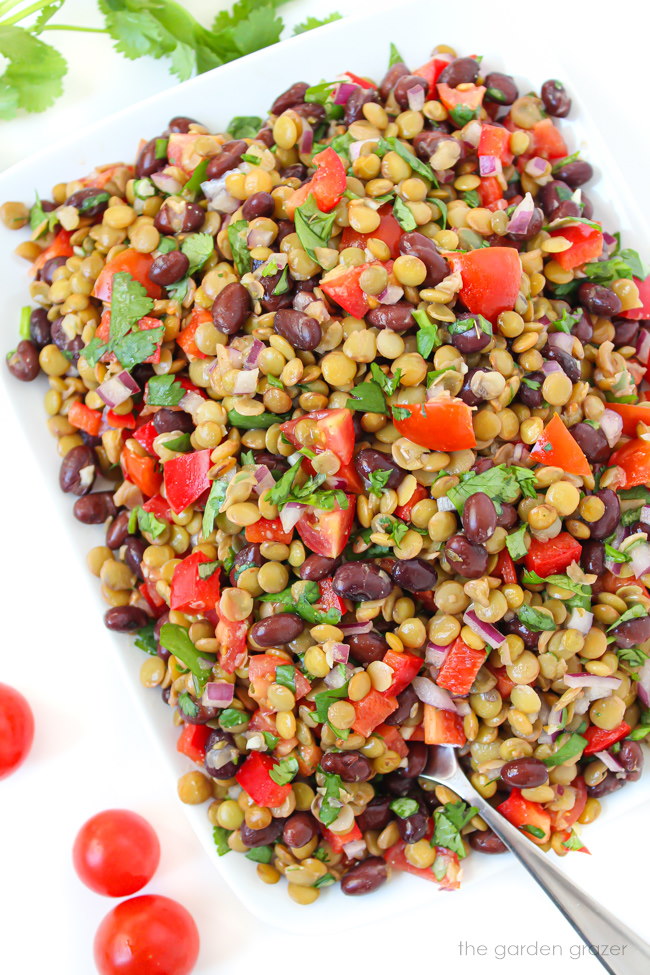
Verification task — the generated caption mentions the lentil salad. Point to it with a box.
[5,43,650,905]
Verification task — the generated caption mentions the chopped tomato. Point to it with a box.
[382,649,422,697]
[169,552,221,615]
[549,224,603,270]
[80,164,133,189]
[139,581,166,614]
[93,249,162,301]
[215,611,248,674]
[177,308,211,360]
[142,494,171,521]
[374,723,409,759]
[319,460,365,494]
[530,413,591,477]
[321,823,363,854]
[31,228,73,275]
[245,517,294,545]
[68,401,102,437]
[436,637,486,696]
[163,448,211,514]
[497,792,551,844]
[495,549,518,582]
[446,246,521,324]
[394,484,428,521]
[437,82,486,114]
[619,276,650,320]
[248,655,311,703]
[584,722,632,756]
[106,409,136,429]
[478,123,513,164]
[392,400,476,451]
[235,752,292,808]
[351,689,398,737]
[280,407,355,465]
[551,776,588,832]
[477,176,504,208]
[296,496,356,559]
[320,262,379,318]
[318,578,347,615]
[133,420,159,456]
[385,840,461,890]
[344,71,377,89]
[486,663,515,699]
[286,147,346,217]
[601,571,649,597]
[525,532,582,577]
[606,402,650,436]
[423,705,466,746]
[530,118,568,160]
[176,724,211,764]
[340,203,403,259]
[413,56,452,98]
[166,133,209,174]
[121,444,162,497]
[610,438,650,488]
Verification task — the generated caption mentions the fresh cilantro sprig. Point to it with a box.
[260,580,341,625]
[128,505,167,539]
[447,465,537,514]
[294,195,337,263]
[82,271,162,370]
[147,374,185,406]
[431,801,477,859]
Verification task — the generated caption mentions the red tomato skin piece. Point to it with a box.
[446,247,522,324]
[0,684,34,779]
[607,402,650,436]
[530,413,591,477]
[382,649,422,697]
[93,249,162,301]
[618,276,650,320]
[583,722,632,755]
[524,532,582,577]
[235,752,292,807]
[610,438,650,488]
[497,792,551,844]
[351,689,398,737]
[392,401,476,451]
[296,496,356,559]
[163,449,212,514]
[549,224,603,270]
[245,517,294,545]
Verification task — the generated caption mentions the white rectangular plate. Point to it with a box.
[1,0,648,933]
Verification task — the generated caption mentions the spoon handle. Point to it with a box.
[445,767,650,975]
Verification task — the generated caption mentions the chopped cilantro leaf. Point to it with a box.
[147,374,185,406]
[431,801,477,859]
[517,604,556,632]
[227,219,251,277]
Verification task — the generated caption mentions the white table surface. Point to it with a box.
[1,1,649,972]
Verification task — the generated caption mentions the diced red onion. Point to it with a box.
[599,409,623,449]
[563,674,622,701]
[279,502,306,533]
[506,192,535,235]
[97,370,140,408]
[331,643,350,664]
[463,610,505,648]
[378,284,404,305]
[547,331,574,354]
[113,479,143,510]
[526,156,548,177]
[412,676,458,712]
[636,658,650,708]
[202,681,234,708]
[343,838,367,860]
[566,607,594,635]
[436,168,456,184]
[206,744,238,771]
[407,84,425,112]
[232,368,258,395]
[219,346,244,370]
[333,82,358,105]
[151,170,184,195]
[542,360,564,377]
[293,291,313,312]
[425,642,451,669]
[641,506,650,524]
[252,465,275,496]
[299,120,313,154]
[511,442,531,464]
[454,700,471,716]
[339,621,373,636]
[436,496,455,512]
[463,120,482,147]
[348,140,368,162]
[178,390,205,415]
[630,541,650,579]
[247,227,275,248]
[603,231,617,248]
[479,155,501,177]
[244,338,264,370]
[202,177,240,214]
[304,300,330,324]
[636,328,650,366]
[324,663,353,688]
[595,750,625,773]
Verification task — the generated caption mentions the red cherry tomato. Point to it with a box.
[94,895,199,975]
[73,809,160,896]
[0,683,34,779]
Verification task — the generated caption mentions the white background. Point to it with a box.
[1,1,650,973]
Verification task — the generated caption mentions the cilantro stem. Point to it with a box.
[0,0,55,26]
[38,24,109,33]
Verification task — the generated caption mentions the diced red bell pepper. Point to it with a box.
[177,307,211,360]
[245,517,294,545]
[382,649,422,697]
[602,571,649,597]
[320,263,378,319]
[413,56,452,98]
[31,228,73,275]
[216,611,248,674]
[139,580,166,614]
[248,655,311,703]
[477,176,504,208]
[392,400,476,451]
[373,723,409,759]
[286,146,347,217]
[280,407,355,465]
[497,792,551,844]
[437,82,486,114]
[385,841,461,890]
[525,532,582,577]
[318,577,347,615]
[142,494,171,521]
[93,248,162,301]
[584,722,632,756]
[530,413,591,477]
[343,71,377,90]
[610,438,650,489]
[423,705,466,746]
[170,551,221,615]
[106,409,136,429]
[530,118,568,160]
[296,496,356,559]
[177,724,211,764]
[394,484,428,522]
[478,123,513,164]
[163,448,212,514]
[133,420,159,456]
[351,689,398,737]
[436,637,486,696]
[550,776,587,832]
[235,752,292,808]
[486,663,516,699]
[446,246,522,324]
[121,443,163,497]
[495,549,518,582]
[321,822,363,854]
[68,400,102,437]
[549,224,603,270]
[619,275,650,320]
[340,203,403,259]
[605,403,650,437]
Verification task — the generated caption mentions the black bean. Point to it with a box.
[154,612,170,660]
[459,366,488,407]
[344,87,378,125]
[154,200,204,235]
[7,341,39,382]
[124,536,148,580]
[570,422,611,464]
[240,819,284,848]
[508,208,544,242]
[450,314,492,354]
[438,57,479,88]
[256,127,275,148]
[541,79,571,117]
[204,729,239,779]
[581,194,594,219]
[355,448,403,490]
[205,140,247,180]
[259,268,294,312]
[271,82,309,116]
[136,138,167,179]
[379,62,409,101]
[332,562,392,601]
[29,308,51,349]
[469,829,508,854]
[587,772,626,798]
[299,555,340,581]
[617,740,643,781]
[573,309,593,344]
[538,180,573,219]
[587,489,620,540]
[398,232,449,287]
[554,160,594,189]
[249,450,289,474]
[462,492,497,544]
[230,543,263,585]
[578,282,621,317]
[612,318,640,348]
[212,281,252,335]
[282,812,318,849]
[357,796,393,832]
[396,741,427,779]
[106,510,130,550]
[393,74,429,109]
[104,606,149,632]
[384,684,418,726]
[168,115,200,133]
[149,250,189,286]
[273,309,321,350]
[178,700,222,725]
[320,751,373,782]
[65,186,110,218]
[341,857,388,896]
[391,558,437,593]
[581,539,605,575]
[496,503,518,530]
[242,192,275,221]
[504,615,540,649]
[484,72,518,106]
[73,492,117,525]
[249,613,304,647]
[281,163,308,181]
[397,806,428,844]
[610,614,650,649]
[545,347,581,383]
[152,408,194,434]
[365,303,416,332]
[348,631,388,665]
[50,317,83,357]
[501,757,548,789]
[38,255,68,285]
[59,445,96,495]
[444,534,489,579]
[292,102,327,123]
[412,130,455,162]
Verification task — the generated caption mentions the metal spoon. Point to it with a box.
[421,745,650,975]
